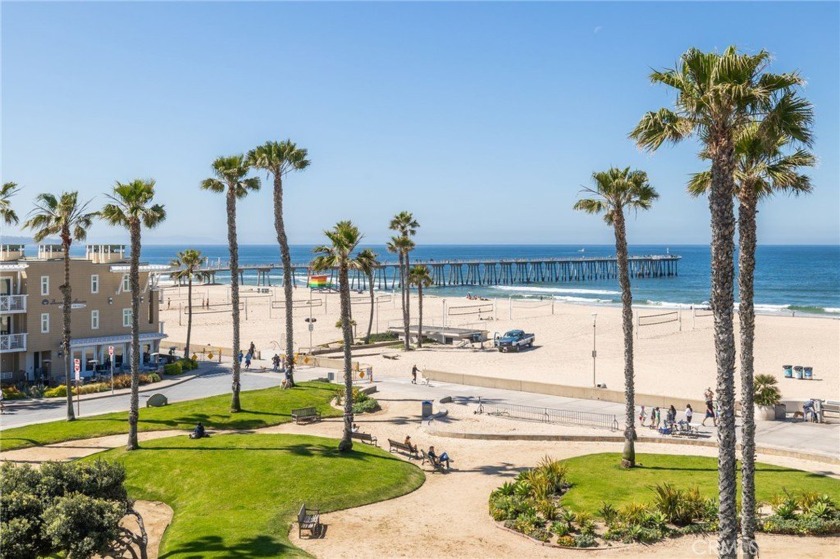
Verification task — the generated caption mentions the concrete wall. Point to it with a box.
[424,369,707,410]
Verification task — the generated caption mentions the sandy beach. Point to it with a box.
[158,285,839,404]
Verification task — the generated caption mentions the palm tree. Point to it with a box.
[101,180,166,450]
[24,192,96,422]
[408,265,433,348]
[200,155,260,413]
[574,167,658,469]
[169,249,209,359]
[630,46,808,558]
[355,249,379,344]
[688,112,813,558]
[312,221,362,452]
[1,182,21,225]
[389,212,419,350]
[246,140,310,387]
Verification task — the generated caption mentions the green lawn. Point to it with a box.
[0,382,339,452]
[559,453,840,512]
[93,433,425,558]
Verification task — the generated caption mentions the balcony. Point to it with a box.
[0,333,27,353]
[0,294,27,314]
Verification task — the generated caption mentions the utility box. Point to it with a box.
[422,400,433,418]
[327,371,335,383]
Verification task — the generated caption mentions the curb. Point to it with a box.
[426,430,840,466]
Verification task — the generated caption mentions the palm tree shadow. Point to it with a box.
[160,534,292,558]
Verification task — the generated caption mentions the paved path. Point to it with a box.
[3,362,837,461]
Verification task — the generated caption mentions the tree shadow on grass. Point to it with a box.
[141,442,385,463]
[159,534,296,558]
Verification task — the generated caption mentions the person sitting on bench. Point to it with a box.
[404,435,418,453]
[427,445,450,469]
[191,422,206,439]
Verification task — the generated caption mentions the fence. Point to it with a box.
[475,398,619,431]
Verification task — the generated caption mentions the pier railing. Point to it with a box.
[475,398,620,431]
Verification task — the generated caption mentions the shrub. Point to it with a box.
[528,527,551,542]
[178,358,198,371]
[352,398,379,414]
[1,386,26,400]
[754,373,782,406]
[551,520,571,537]
[555,535,576,547]
[44,385,68,398]
[163,362,183,375]
[42,494,124,558]
[366,332,398,343]
[574,533,598,548]
[598,502,619,526]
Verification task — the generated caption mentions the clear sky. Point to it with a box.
[2,1,838,246]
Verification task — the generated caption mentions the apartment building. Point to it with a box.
[0,244,168,384]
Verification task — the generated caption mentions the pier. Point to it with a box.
[170,255,680,290]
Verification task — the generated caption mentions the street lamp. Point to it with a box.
[591,313,598,388]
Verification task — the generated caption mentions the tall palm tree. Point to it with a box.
[630,46,808,558]
[169,249,209,359]
[355,249,379,344]
[312,221,362,452]
[246,140,310,387]
[688,110,813,558]
[200,155,260,413]
[389,212,419,350]
[574,167,658,469]
[408,265,433,348]
[24,192,96,422]
[101,180,166,450]
[1,182,21,225]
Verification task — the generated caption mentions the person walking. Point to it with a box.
[411,364,419,384]
[244,352,252,371]
[685,404,693,425]
[702,399,717,427]
[272,354,280,371]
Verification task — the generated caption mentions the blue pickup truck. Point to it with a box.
[494,330,535,352]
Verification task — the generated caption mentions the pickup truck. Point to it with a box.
[494,330,535,352]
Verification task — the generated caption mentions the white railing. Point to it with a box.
[0,333,27,352]
[0,294,27,313]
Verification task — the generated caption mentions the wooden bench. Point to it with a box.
[351,432,378,446]
[297,503,320,538]
[291,407,321,425]
[146,393,168,408]
[420,449,447,473]
[387,438,418,458]
[817,400,840,423]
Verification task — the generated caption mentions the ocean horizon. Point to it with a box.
[25,243,840,316]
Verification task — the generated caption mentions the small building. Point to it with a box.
[0,244,167,385]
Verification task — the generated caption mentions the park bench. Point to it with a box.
[387,438,418,459]
[297,503,321,538]
[146,393,168,408]
[420,450,447,474]
[383,353,400,360]
[291,407,321,425]
[818,400,840,423]
[351,432,378,446]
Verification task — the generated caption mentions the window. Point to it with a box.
[122,308,132,327]
[91,274,99,294]
[91,310,100,330]
[121,274,130,292]
[40,276,49,296]
[40,313,49,333]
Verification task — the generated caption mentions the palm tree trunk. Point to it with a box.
[417,284,424,349]
[398,252,409,350]
[709,131,738,559]
[338,262,354,452]
[227,187,241,413]
[61,230,75,421]
[365,273,374,344]
[739,187,759,559]
[274,173,296,387]
[614,210,635,468]
[127,220,141,450]
[404,251,411,349]
[185,274,192,358]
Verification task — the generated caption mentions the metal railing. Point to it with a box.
[0,333,27,352]
[475,398,620,431]
[0,294,27,313]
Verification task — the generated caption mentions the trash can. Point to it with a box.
[422,400,433,418]
[803,366,813,380]
[327,371,335,383]
[782,365,793,378]
[794,366,803,380]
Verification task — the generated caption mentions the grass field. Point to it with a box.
[0,382,338,452]
[94,433,425,558]
[559,453,840,512]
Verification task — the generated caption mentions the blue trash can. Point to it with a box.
[782,365,793,378]
[422,400,433,418]
[804,366,813,380]
[794,366,803,379]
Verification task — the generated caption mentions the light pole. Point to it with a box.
[591,313,598,387]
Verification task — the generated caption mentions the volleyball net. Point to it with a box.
[636,310,681,337]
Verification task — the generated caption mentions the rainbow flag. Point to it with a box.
[308,275,328,289]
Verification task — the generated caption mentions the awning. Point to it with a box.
[69,332,167,348]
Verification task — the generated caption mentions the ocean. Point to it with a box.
[56,244,840,316]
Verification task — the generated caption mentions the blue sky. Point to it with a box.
[2,1,838,246]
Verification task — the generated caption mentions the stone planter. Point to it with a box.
[755,404,784,421]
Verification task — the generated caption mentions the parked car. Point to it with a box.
[494,330,535,352]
